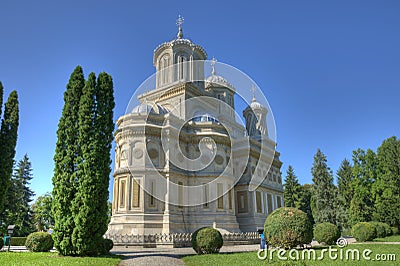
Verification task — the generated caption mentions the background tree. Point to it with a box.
[336,159,353,230]
[284,165,301,207]
[373,137,400,228]
[52,66,85,255]
[349,148,376,226]
[311,149,337,224]
[32,192,54,232]
[297,184,314,225]
[0,90,19,214]
[1,155,35,236]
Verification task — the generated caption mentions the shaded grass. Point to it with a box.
[373,235,400,242]
[183,244,400,266]
[0,252,122,266]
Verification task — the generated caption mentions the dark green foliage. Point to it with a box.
[191,227,223,254]
[370,222,389,238]
[381,223,392,236]
[25,232,54,252]
[0,90,19,214]
[313,222,340,245]
[351,222,376,242]
[10,237,27,246]
[1,155,35,236]
[297,184,314,225]
[372,137,400,229]
[391,227,399,235]
[349,149,376,226]
[52,67,115,256]
[0,235,3,249]
[102,238,114,254]
[52,66,85,255]
[31,192,54,231]
[283,165,301,208]
[264,207,313,249]
[0,82,3,118]
[336,159,353,231]
[311,149,337,224]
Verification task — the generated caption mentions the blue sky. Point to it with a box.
[1,1,399,199]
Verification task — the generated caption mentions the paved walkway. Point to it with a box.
[112,244,260,266]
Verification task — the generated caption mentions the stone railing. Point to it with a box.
[104,232,260,248]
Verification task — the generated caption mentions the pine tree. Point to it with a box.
[2,155,35,236]
[349,148,376,226]
[284,165,301,207]
[0,90,19,214]
[52,66,85,255]
[311,149,337,224]
[373,137,400,228]
[336,159,353,230]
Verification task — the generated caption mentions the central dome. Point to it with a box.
[131,102,168,115]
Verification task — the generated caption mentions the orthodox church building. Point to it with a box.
[107,19,283,238]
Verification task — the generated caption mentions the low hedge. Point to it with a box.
[10,237,27,246]
[313,222,340,245]
[352,222,376,242]
[25,232,54,252]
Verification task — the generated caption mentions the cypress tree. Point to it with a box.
[373,137,400,228]
[52,66,85,255]
[0,90,19,213]
[310,149,337,224]
[283,165,301,208]
[0,81,3,118]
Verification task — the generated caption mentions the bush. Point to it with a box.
[0,236,3,250]
[25,232,54,252]
[352,222,376,242]
[264,207,313,249]
[391,227,399,235]
[191,227,223,254]
[370,222,388,238]
[102,238,114,253]
[10,237,27,246]
[313,222,341,245]
[381,223,392,236]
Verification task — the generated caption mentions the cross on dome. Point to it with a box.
[251,85,256,102]
[176,15,184,39]
[211,57,217,75]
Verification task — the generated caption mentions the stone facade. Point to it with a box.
[107,23,283,243]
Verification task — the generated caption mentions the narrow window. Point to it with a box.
[132,178,140,208]
[256,191,262,213]
[267,193,273,214]
[228,189,233,210]
[178,181,183,208]
[149,181,155,207]
[277,196,282,208]
[119,180,126,208]
[217,183,224,209]
[203,183,209,208]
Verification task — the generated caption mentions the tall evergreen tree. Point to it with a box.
[0,90,19,213]
[284,165,301,207]
[71,72,115,255]
[336,159,353,230]
[373,137,400,228]
[349,148,376,226]
[52,66,85,255]
[0,81,3,118]
[311,149,337,224]
[1,155,35,236]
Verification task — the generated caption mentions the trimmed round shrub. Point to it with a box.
[25,232,54,252]
[313,222,341,245]
[351,222,376,242]
[191,227,223,254]
[102,238,114,253]
[370,222,387,238]
[264,207,313,249]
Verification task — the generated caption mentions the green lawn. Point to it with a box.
[374,235,400,242]
[183,244,400,266]
[0,252,122,266]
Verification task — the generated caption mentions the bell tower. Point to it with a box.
[153,15,207,89]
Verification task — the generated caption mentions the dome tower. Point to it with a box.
[243,86,268,139]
